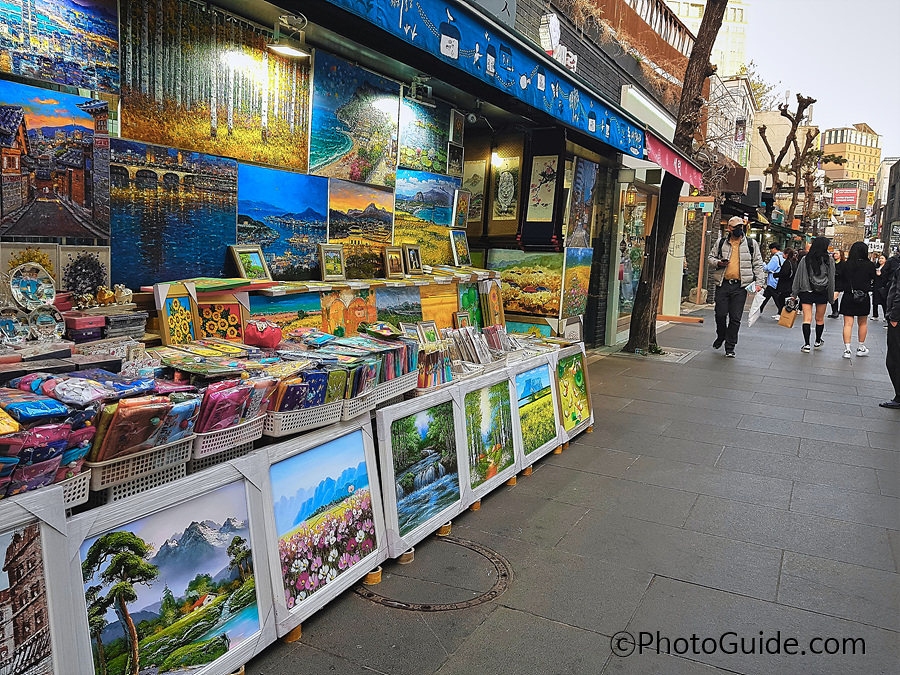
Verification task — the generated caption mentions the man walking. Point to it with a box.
[708,216,766,357]
[881,261,900,409]
[760,241,785,319]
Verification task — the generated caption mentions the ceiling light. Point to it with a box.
[268,15,310,59]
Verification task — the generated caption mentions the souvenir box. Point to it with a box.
[63,312,106,330]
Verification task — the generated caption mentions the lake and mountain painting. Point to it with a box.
[515,365,557,455]
[79,482,259,675]
[311,51,399,187]
[270,429,377,609]
[390,401,460,536]
[462,160,486,223]
[249,292,322,333]
[561,247,593,318]
[557,353,590,432]
[238,164,327,280]
[486,249,562,317]
[393,169,461,266]
[375,286,422,326]
[398,95,450,174]
[328,179,394,278]
[464,382,514,490]
[567,158,598,248]
[110,139,237,288]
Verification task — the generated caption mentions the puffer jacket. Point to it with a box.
[708,235,766,287]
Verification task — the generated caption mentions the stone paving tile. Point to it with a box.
[802,409,900,434]
[875,470,900,498]
[798,437,899,472]
[663,419,800,455]
[247,642,391,675]
[867,431,900,451]
[789,482,900,531]
[573,428,725,466]
[544,444,639,477]
[737,414,870,446]
[619,399,746,428]
[601,650,744,675]
[751,392,861,416]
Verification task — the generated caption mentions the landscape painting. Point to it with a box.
[506,319,551,337]
[557,353,590,432]
[486,249,563,317]
[328,179,394,278]
[120,0,310,170]
[79,482,260,675]
[515,365,557,455]
[238,164,327,280]
[375,286,422,325]
[526,156,558,222]
[1,524,52,675]
[420,283,458,330]
[0,78,110,240]
[561,247,593,318]
[393,169,461,267]
[398,95,450,173]
[462,160,486,223]
[464,381,514,490]
[389,401,460,537]
[270,429,377,610]
[311,51,399,186]
[567,158,598,247]
[249,293,322,333]
[321,288,377,337]
[110,139,237,288]
[458,283,483,329]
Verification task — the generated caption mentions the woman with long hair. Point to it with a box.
[772,247,797,317]
[828,249,846,318]
[792,237,836,353]
[838,241,877,358]
[873,254,889,320]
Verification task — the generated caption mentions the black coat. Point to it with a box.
[774,259,796,293]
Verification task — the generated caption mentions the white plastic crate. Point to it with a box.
[187,441,256,474]
[341,393,374,421]
[263,399,344,438]
[59,470,90,508]
[87,462,187,507]
[371,370,419,405]
[192,415,265,459]
[84,436,194,491]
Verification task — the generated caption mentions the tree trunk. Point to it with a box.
[210,13,218,139]
[141,0,149,95]
[114,594,140,675]
[175,1,182,109]
[94,634,108,675]
[624,0,729,353]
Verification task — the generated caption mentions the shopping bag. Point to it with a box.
[747,291,765,327]
[778,306,797,328]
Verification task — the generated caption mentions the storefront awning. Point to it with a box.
[644,131,704,190]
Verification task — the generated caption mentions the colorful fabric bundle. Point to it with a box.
[155,394,201,446]
[92,396,173,462]
[68,369,156,398]
[195,380,253,433]
[0,388,71,422]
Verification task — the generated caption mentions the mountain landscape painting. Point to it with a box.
[376,286,422,325]
[79,482,259,675]
[462,160,486,224]
[238,164,328,280]
[393,169,461,266]
[515,365,557,455]
[328,179,394,278]
[270,429,377,610]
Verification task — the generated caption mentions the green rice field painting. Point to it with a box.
[515,365,557,454]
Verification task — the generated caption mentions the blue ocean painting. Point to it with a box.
[394,169,460,226]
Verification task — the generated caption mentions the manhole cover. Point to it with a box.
[354,536,512,611]
[609,347,699,364]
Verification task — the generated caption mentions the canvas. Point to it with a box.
[561,247,593,318]
[491,155,519,221]
[376,286,422,325]
[447,143,463,178]
[393,169,461,266]
[163,294,198,344]
[0,78,110,240]
[526,155,558,222]
[452,190,471,229]
[110,139,237,289]
[59,245,111,293]
[249,293,322,333]
[450,229,471,266]
[457,283,483,328]
[464,380,514,490]
[311,51,399,186]
[506,319,551,337]
[121,0,310,170]
[398,95,450,173]
[321,288,377,337]
[328,179,394,278]
[198,293,248,342]
[420,283,458,330]
[515,364,557,454]
[230,245,271,280]
[79,482,261,675]
[567,158,598,247]
[486,248,563,317]
[238,165,327,281]
[462,160,486,223]
[557,352,590,432]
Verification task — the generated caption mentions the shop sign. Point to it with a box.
[318,0,644,158]
[645,132,703,189]
[832,188,858,205]
[867,190,875,206]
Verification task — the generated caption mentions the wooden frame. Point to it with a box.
[318,243,346,282]
[399,322,420,340]
[229,244,272,280]
[383,246,405,279]
[453,310,470,328]
[451,189,471,230]
[417,319,439,343]
[154,281,201,346]
[402,244,424,275]
[196,291,250,342]
[447,142,464,178]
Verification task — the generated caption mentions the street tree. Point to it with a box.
[737,60,779,110]
[756,94,817,196]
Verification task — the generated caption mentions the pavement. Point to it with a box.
[247,309,899,675]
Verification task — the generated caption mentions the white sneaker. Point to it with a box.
[843,349,852,359]
[857,346,870,357]
[772,315,781,320]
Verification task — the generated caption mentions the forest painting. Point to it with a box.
[464,382,514,490]
[398,95,450,173]
[311,51,399,187]
[120,0,310,170]
[393,169,461,266]
[561,247,593,318]
[515,365,557,455]
[557,353,590,432]
[79,482,259,675]
[567,158,598,248]
[328,179,394,278]
[486,249,562,317]
[390,401,459,536]
[375,286,422,325]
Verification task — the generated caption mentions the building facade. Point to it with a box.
[883,160,900,251]
[821,123,882,183]
[664,0,749,76]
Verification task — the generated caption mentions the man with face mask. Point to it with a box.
[708,216,766,357]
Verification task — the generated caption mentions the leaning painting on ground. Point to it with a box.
[464,381,514,489]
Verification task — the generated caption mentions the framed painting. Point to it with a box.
[452,189,472,230]
[417,320,440,344]
[450,110,465,145]
[478,278,505,327]
[505,315,554,337]
[526,155,559,223]
[453,311,470,328]
[402,244,424,275]
[491,155,519,221]
[374,389,466,556]
[486,248,563,318]
[398,94,450,173]
[197,292,250,342]
[230,245,272,280]
[383,246,405,279]
[68,462,276,675]
[561,247,593,319]
[450,229,472,266]
[319,244,346,282]
[376,286,422,325]
[154,282,200,346]
[457,283,483,328]
[399,322,420,340]
[447,142,464,178]
[59,245,112,294]
[555,345,594,438]
[393,169,461,267]
[249,292,323,333]
[462,160,486,223]
[261,417,388,635]
[510,356,562,465]
[1,243,60,289]
[567,157,599,248]
[327,179,394,278]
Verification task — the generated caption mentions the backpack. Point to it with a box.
[806,257,829,294]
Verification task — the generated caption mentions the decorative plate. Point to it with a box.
[0,306,30,344]
[9,263,55,310]
[28,305,65,341]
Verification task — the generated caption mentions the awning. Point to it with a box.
[644,131,704,190]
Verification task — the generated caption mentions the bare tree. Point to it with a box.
[756,94,816,195]
[784,127,820,227]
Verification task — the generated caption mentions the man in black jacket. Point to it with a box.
[881,262,900,409]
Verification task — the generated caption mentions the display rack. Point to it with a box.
[84,435,194,490]
[192,414,266,459]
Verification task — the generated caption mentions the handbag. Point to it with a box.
[244,320,283,348]
[847,276,866,302]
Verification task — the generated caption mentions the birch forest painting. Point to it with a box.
[120,0,310,170]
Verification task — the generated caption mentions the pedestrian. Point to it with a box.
[881,261,900,409]
[837,241,876,359]
[872,254,889,321]
[708,216,766,358]
[828,249,845,318]
[792,236,836,353]
[759,242,784,315]
[773,247,797,317]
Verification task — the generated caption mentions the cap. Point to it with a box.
[728,216,744,227]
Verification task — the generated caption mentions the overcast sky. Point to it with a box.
[746,0,900,158]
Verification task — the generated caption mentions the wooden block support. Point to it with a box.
[398,547,415,564]
[437,522,452,536]
[282,625,302,643]
[363,566,383,584]
[523,466,533,476]
[586,425,594,433]
[562,442,570,450]
[469,499,481,511]
[506,475,517,486]
[553,445,563,454]
[657,314,704,323]
[228,668,245,675]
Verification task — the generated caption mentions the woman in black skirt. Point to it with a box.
[792,237,836,353]
[838,241,877,359]
[829,249,846,318]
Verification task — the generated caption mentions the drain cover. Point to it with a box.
[354,536,512,611]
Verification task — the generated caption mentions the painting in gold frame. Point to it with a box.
[383,246,405,279]
[229,245,271,280]
[319,244,347,282]
[402,244,424,275]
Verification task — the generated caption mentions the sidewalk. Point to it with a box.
[247,311,899,675]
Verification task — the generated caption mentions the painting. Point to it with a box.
[479,278,504,327]
[458,283,483,329]
[389,400,459,537]
[230,245,271,280]
[526,155,558,222]
[452,189,471,229]
[1,243,59,287]
[417,320,439,344]
[491,155,519,221]
[393,169,461,266]
[383,246,404,279]
[447,143,463,178]
[321,288,377,337]
[398,95,449,173]
[110,139,237,289]
[486,248,563,317]
[328,179,394,278]
[159,289,199,345]
[318,244,346,282]
[420,283,458,330]
[402,244,423,275]
[462,160,486,222]
[79,482,260,675]
[567,158,598,247]
[561,247,593,318]
[450,230,471,266]
[0,0,119,91]
[515,364,558,455]
[557,352,591,432]
[60,245,111,293]
[249,293,322,333]
[121,0,310,170]
[464,380,514,490]
[450,110,465,145]
[506,319,551,337]
[311,51,399,186]
[376,286,422,325]
[453,311,470,328]
[0,78,110,240]
[237,164,327,281]
[198,293,248,342]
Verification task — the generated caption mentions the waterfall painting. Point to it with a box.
[389,400,460,537]
[463,380,514,490]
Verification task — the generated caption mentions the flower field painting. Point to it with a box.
[249,293,322,333]
[398,95,450,174]
[486,248,562,317]
[557,353,590,432]
[390,401,460,537]
[270,429,377,610]
[561,247,593,318]
[328,179,394,278]
[393,169,461,266]
[515,365,557,455]
[464,381,514,490]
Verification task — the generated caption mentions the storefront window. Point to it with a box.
[615,186,655,337]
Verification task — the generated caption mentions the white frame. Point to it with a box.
[67,458,276,675]
[0,488,72,675]
[260,417,388,637]
[375,388,467,557]
[556,343,594,441]
[456,369,522,505]
[509,353,563,468]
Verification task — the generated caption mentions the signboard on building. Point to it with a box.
[867,191,875,206]
[868,176,876,191]
[645,132,703,189]
[833,188,858,205]
[734,118,746,144]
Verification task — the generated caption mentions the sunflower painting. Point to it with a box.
[164,296,197,344]
[199,303,245,341]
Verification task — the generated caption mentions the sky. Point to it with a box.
[746,0,900,158]
[238,164,327,212]
[329,178,394,212]
[0,79,93,130]
[270,429,368,501]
